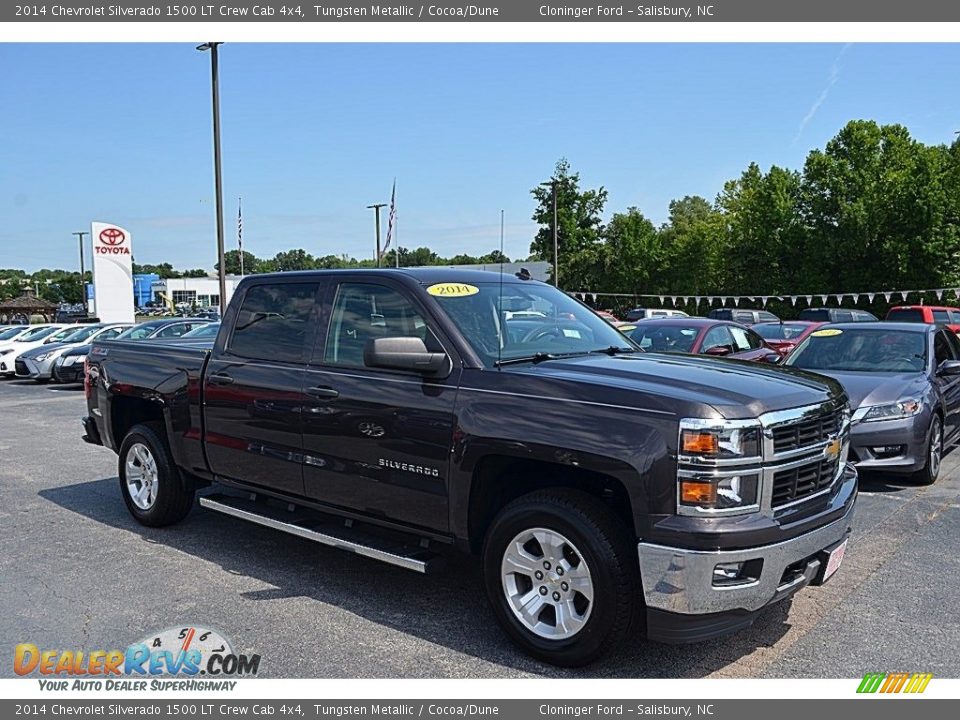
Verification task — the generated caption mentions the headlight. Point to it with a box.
[34,353,49,362]
[63,355,84,366]
[679,473,760,513]
[856,398,923,423]
[680,426,761,459]
[0,349,12,356]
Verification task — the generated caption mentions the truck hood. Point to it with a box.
[802,370,928,410]
[509,352,844,419]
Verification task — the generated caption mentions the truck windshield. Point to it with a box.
[427,281,637,368]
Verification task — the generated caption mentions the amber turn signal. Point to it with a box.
[681,431,719,455]
[680,481,717,505]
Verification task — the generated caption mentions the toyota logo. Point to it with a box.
[99,227,125,246]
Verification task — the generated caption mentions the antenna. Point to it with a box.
[497,209,505,370]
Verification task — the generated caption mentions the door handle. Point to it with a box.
[306,385,339,399]
[208,373,235,385]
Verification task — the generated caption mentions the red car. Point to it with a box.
[627,318,779,362]
[886,305,960,334]
[752,320,827,357]
[593,309,619,323]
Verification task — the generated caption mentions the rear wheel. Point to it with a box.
[118,423,194,526]
[482,489,640,666]
[913,415,943,486]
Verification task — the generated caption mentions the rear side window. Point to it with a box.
[229,283,319,363]
[833,310,854,322]
[886,308,925,323]
[798,309,827,321]
[757,311,779,323]
[933,310,950,325]
[733,311,754,324]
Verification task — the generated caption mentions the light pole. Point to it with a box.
[540,180,559,287]
[72,231,88,312]
[197,42,227,315]
[367,203,387,268]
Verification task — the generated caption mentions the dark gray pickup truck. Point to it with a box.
[82,268,857,666]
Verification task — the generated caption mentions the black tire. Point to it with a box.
[118,423,194,527]
[913,415,943,486]
[482,489,640,667]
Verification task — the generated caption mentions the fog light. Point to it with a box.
[871,445,905,458]
[712,559,763,587]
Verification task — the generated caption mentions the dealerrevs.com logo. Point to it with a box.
[14,626,261,691]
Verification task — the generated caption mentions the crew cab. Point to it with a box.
[83,269,857,666]
[885,305,960,335]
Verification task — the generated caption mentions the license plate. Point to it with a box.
[823,540,847,581]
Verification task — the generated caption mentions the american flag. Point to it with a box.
[380,180,396,261]
[237,197,244,275]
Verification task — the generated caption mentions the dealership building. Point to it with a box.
[148,275,244,309]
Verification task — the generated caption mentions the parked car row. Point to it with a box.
[0,317,218,385]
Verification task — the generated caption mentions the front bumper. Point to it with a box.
[53,359,85,384]
[848,413,928,473]
[640,463,856,643]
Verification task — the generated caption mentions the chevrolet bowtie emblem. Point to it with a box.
[824,436,842,461]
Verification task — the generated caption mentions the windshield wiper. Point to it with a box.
[589,346,639,356]
[495,351,586,367]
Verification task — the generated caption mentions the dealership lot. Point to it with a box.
[1,378,959,679]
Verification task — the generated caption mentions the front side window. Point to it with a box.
[934,330,955,366]
[701,325,734,353]
[228,283,318,363]
[324,283,429,368]
[730,325,764,351]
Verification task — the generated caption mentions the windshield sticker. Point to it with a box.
[811,328,843,337]
[427,283,479,298]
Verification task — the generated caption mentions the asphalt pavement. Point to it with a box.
[1,378,958,678]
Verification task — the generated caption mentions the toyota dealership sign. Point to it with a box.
[91,222,135,323]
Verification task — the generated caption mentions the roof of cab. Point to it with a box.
[243,267,544,286]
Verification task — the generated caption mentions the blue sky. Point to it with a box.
[1,43,958,272]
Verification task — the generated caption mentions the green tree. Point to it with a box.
[598,207,665,294]
[478,250,510,264]
[659,196,726,295]
[270,249,316,272]
[531,158,608,288]
[800,120,956,292]
[217,250,260,275]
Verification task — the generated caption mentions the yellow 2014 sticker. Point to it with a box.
[811,328,843,337]
[427,283,479,298]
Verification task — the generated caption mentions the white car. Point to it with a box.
[0,324,53,352]
[0,325,81,376]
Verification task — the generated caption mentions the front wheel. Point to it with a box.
[118,423,194,526]
[913,415,943,486]
[482,489,640,666]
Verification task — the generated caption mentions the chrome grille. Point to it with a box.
[771,410,842,454]
[771,458,839,507]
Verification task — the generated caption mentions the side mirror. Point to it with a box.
[937,359,960,376]
[763,353,782,364]
[704,345,732,357]
[364,336,450,377]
